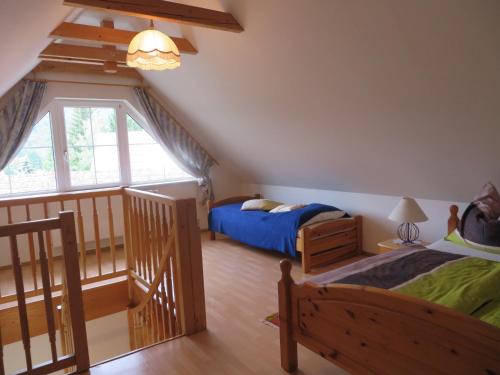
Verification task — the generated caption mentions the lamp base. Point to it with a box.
[397,222,420,244]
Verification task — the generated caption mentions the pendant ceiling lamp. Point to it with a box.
[127,20,180,71]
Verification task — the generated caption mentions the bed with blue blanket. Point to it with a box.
[208,195,362,272]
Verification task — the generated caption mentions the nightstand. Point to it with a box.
[376,239,429,254]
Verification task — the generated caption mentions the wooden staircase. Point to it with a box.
[0,187,205,374]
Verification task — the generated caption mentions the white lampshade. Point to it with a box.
[388,197,428,223]
[126,22,180,71]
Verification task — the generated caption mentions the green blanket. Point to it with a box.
[395,257,500,327]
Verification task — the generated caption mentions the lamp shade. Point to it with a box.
[126,27,180,71]
[388,197,428,223]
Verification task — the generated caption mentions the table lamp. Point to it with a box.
[388,197,428,244]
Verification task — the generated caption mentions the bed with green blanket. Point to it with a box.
[308,245,500,328]
[278,201,500,374]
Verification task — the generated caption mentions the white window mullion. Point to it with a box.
[117,103,131,186]
[52,101,71,192]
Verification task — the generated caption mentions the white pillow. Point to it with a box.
[300,210,346,227]
[269,204,306,213]
[241,199,283,211]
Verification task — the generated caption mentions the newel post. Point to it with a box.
[278,259,298,372]
[59,211,90,372]
[174,198,206,335]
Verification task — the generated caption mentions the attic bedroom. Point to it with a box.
[0,0,499,374]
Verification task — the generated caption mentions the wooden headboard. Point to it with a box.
[448,204,460,235]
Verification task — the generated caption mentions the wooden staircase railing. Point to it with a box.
[0,186,207,367]
[0,187,126,306]
[123,188,206,350]
[0,211,89,375]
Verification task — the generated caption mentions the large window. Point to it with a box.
[0,100,194,196]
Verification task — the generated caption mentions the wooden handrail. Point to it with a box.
[123,188,176,205]
[0,187,122,208]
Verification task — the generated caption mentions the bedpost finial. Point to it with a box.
[450,205,459,215]
[280,259,292,278]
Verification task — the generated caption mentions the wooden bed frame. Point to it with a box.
[208,195,363,273]
[278,204,500,374]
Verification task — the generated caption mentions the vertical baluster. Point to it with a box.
[149,202,159,279]
[128,196,137,273]
[25,205,38,290]
[132,198,140,276]
[148,202,162,341]
[155,202,169,339]
[76,199,87,279]
[122,193,133,275]
[0,284,4,375]
[92,197,102,276]
[9,235,33,371]
[137,198,146,279]
[142,200,152,283]
[140,310,146,348]
[0,327,4,375]
[43,203,55,287]
[6,207,12,224]
[127,310,135,351]
[143,303,150,346]
[163,204,177,335]
[143,201,157,342]
[160,273,170,339]
[107,196,117,273]
[59,201,65,287]
[37,231,58,362]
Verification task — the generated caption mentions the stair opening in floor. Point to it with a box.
[0,187,206,374]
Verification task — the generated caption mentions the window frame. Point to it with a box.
[0,98,196,197]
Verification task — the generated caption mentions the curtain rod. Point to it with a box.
[25,78,147,89]
[24,78,220,166]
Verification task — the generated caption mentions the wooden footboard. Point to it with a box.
[297,216,362,273]
[278,260,500,374]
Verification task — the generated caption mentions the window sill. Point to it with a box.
[0,179,199,200]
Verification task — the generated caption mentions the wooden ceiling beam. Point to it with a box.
[32,61,142,80]
[63,0,243,32]
[40,43,127,63]
[49,22,198,54]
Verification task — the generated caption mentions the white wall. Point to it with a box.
[243,183,468,253]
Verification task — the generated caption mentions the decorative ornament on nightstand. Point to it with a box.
[388,197,428,244]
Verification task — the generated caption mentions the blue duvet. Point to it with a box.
[208,203,344,257]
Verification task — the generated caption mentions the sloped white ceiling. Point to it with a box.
[1,0,499,202]
[0,0,74,95]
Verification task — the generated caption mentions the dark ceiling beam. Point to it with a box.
[63,0,243,32]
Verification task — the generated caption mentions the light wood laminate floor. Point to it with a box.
[89,234,365,375]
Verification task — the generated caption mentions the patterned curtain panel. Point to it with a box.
[0,80,47,171]
[134,87,216,202]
